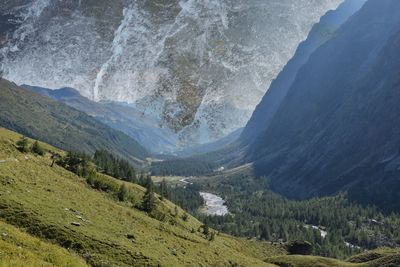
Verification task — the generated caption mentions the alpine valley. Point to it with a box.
[1,0,400,266]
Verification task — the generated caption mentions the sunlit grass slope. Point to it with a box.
[0,220,87,267]
[0,127,283,267]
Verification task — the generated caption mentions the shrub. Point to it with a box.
[287,240,313,255]
[31,141,45,156]
[90,174,119,193]
[16,136,30,153]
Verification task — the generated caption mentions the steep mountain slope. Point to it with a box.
[0,79,148,163]
[241,0,400,211]
[0,127,283,267]
[0,0,341,145]
[22,85,179,154]
[241,0,367,143]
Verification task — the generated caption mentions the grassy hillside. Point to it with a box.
[1,127,399,267]
[0,79,148,164]
[0,220,87,267]
[0,127,283,266]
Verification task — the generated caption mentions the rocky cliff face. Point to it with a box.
[241,0,366,143]
[0,0,341,146]
[241,0,400,212]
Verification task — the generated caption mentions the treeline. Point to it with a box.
[52,150,158,213]
[54,149,139,186]
[151,158,218,176]
[197,170,400,259]
[48,147,203,215]
[93,150,136,182]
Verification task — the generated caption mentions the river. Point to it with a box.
[199,192,229,216]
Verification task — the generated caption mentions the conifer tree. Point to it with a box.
[50,152,62,167]
[126,167,136,183]
[118,184,127,201]
[160,179,168,200]
[142,176,155,212]
[203,222,209,236]
[139,172,146,186]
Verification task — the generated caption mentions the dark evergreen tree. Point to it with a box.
[139,172,146,186]
[203,222,209,236]
[142,176,156,212]
[50,152,62,167]
[125,167,136,183]
[118,184,127,202]
[160,179,168,200]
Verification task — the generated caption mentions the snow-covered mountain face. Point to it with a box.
[0,0,342,147]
